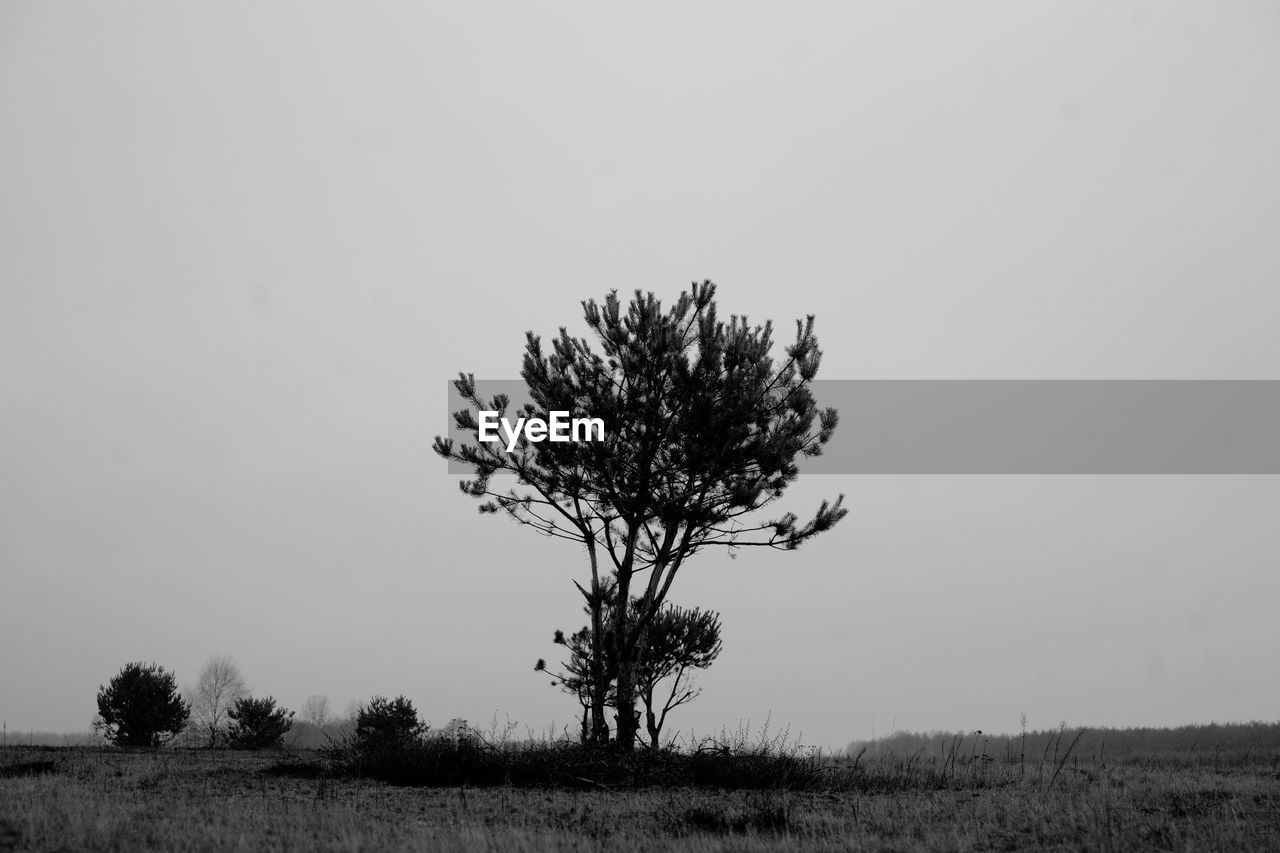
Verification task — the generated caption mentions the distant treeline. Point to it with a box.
[1,730,103,748]
[166,717,357,749]
[1,720,357,750]
[848,721,1280,763]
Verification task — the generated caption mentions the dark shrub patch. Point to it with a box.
[323,735,832,791]
[673,795,793,835]
[0,760,59,778]
[262,760,329,779]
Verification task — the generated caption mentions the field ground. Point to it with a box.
[2,745,1278,851]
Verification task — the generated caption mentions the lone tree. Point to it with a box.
[227,696,295,749]
[538,597,722,748]
[187,655,247,748]
[95,661,190,747]
[300,694,331,727]
[355,695,427,756]
[435,282,847,750]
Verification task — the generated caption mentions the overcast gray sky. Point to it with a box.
[2,2,1278,749]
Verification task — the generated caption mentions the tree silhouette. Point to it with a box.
[95,662,189,747]
[301,695,331,727]
[187,655,246,748]
[437,282,846,750]
[534,577,621,743]
[355,695,426,755]
[636,604,722,748]
[227,696,294,749]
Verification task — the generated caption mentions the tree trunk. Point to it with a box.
[640,681,661,749]
[613,656,638,752]
[611,526,642,752]
[585,543,610,746]
[611,603,639,751]
[587,587,609,745]
[614,620,653,752]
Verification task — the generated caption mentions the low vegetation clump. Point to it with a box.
[322,718,833,790]
[94,662,189,748]
[226,696,294,750]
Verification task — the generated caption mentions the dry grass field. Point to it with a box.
[2,738,1278,852]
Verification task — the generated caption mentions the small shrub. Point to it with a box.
[355,695,426,754]
[319,695,430,783]
[95,662,189,747]
[227,696,294,750]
